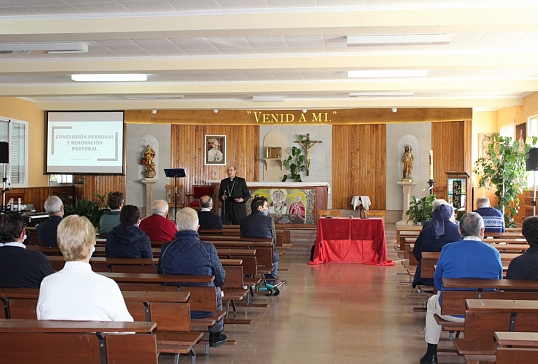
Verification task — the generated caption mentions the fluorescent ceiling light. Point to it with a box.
[0,42,88,54]
[252,96,284,102]
[123,94,184,100]
[72,74,147,82]
[349,92,414,97]
[347,34,451,46]
[348,70,428,78]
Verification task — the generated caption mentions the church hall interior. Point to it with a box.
[1,1,538,363]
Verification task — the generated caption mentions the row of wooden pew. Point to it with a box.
[395,225,538,363]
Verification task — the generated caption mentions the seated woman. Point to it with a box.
[412,204,461,288]
[37,215,133,321]
[105,205,152,258]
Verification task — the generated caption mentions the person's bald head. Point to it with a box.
[199,195,213,209]
[151,200,169,216]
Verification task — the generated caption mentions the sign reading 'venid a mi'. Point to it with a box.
[248,111,336,123]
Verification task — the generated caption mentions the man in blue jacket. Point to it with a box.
[420,212,503,363]
[157,207,227,347]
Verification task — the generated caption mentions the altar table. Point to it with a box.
[310,217,387,264]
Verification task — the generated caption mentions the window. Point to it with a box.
[0,118,28,187]
[500,123,514,139]
[49,174,73,185]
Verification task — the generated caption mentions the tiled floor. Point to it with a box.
[161,224,466,363]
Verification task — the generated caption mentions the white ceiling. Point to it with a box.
[1,0,538,111]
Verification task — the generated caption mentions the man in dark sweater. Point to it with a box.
[197,196,223,230]
[0,213,54,288]
[240,196,279,280]
[36,195,64,247]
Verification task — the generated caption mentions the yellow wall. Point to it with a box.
[0,97,48,187]
[522,92,538,121]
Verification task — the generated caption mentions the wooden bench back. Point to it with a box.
[223,266,244,289]
[464,311,538,341]
[119,283,177,292]
[106,334,158,364]
[441,290,538,316]
[149,302,191,332]
[497,347,538,364]
[6,297,37,319]
[0,332,102,364]
[181,286,217,312]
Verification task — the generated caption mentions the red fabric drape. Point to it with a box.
[309,217,387,265]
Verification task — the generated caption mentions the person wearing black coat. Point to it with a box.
[105,205,152,258]
[218,165,250,225]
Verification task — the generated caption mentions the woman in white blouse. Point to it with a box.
[37,214,133,322]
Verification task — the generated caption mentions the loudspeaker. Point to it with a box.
[0,142,8,164]
[527,147,538,171]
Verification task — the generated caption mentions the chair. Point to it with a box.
[187,185,216,210]
[318,209,340,217]
[165,184,184,209]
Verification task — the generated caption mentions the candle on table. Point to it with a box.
[429,150,434,180]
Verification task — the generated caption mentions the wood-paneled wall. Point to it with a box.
[171,125,260,196]
[431,121,468,206]
[332,124,387,210]
[82,175,126,203]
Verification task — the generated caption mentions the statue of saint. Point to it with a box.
[140,145,156,178]
[401,145,414,181]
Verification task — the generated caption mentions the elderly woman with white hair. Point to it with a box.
[37,214,133,321]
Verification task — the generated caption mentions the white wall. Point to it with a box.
[126,124,172,214]
[386,123,432,216]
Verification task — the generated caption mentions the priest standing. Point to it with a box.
[218,165,250,225]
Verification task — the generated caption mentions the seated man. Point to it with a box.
[99,191,124,234]
[139,199,177,242]
[412,204,461,288]
[420,212,503,363]
[506,216,538,279]
[37,214,133,321]
[105,205,152,258]
[240,196,279,281]
[0,213,54,288]
[197,195,223,230]
[157,207,227,347]
[473,196,505,233]
[36,195,64,247]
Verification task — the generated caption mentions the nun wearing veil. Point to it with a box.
[412,204,462,288]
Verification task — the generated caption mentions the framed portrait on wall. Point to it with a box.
[478,133,492,158]
[516,123,526,151]
[204,135,226,165]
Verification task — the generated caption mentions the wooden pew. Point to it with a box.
[0,319,158,364]
[99,272,214,287]
[495,332,538,364]
[454,299,538,361]
[0,288,199,363]
[222,265,251,324]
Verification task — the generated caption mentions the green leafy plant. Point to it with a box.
[282,134,308,182]
[473,132,537,227]
[63,193,109,227]
[406,194,436,225]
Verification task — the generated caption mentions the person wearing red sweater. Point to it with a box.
[139,200,177,243]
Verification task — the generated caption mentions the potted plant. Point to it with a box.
[282,134,308,182]
[406,194,436,225]
[63,193,109,227]
[473,132,537,227]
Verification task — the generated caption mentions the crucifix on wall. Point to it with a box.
[295,133,322,176]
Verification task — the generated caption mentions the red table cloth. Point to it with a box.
[310,217,387,264]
